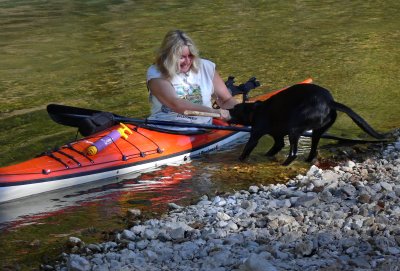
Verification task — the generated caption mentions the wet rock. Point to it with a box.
[121,229,135,241]
[168,202,183,210]
[86,244,102,253]
[67,255,90,271]
[126,208,141,220]
[242,253,278,271]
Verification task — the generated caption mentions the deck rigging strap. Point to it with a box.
[44,152,69,169]
[131,126,163,155]
[56,149,82,166]
[67,143,94,163]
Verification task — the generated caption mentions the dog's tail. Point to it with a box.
[331,101,386,139]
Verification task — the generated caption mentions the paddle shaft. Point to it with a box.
[57,113,385,143]
[61,113,252,132]
[48,104,387,143]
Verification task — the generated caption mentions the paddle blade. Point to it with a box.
[47,104,118,136]
[47,104,102,127]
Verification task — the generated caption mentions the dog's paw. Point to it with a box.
[238,155,248,162]
[305,153,318,163]
[282,155,297,166]
[266,156,278,162]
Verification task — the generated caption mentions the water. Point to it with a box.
[0,164,196,228]
[0,0,399,268]
[1,0,399,166]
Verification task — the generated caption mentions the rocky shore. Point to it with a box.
[48,131,400,271]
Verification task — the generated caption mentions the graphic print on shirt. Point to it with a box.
[174,83,202,104]
[159,83,202,114]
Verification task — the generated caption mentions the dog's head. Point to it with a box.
[228,101,261,126]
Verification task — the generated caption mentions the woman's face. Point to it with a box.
[179,46,193,73]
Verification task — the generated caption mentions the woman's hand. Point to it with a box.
[217,109,231,121]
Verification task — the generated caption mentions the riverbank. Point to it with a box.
[47,130,400,271]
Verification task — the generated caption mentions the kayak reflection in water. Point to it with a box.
[146,29,238,131]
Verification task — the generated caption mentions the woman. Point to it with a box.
[146,30,238,130]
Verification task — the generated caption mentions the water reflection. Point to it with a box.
[0,162,205,230]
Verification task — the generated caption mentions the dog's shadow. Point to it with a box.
[241,135,314,165]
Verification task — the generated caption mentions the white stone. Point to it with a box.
[307,165,322,177]
[345,160,356,168]
[216,211,231,221]
[380,181,393,191]
[249,185,260,193]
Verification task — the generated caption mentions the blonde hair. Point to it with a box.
[155,30,200,79]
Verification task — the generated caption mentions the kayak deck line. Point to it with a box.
[55,149,82,167]
[129,126,164,156]
[44,152,70,169]
[67,144,94,163]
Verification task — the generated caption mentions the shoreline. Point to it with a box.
[48,130,400,271]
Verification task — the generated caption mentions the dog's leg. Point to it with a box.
[283,133,301,165]
[265,136,285,156]
[306,112,336,162]
[306,132,322,162]
[239,132,263,161]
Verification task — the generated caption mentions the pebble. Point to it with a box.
[50,132,400,271]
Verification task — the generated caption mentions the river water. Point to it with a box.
[0,0,399,269]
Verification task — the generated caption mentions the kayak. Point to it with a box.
[0,78,312,203]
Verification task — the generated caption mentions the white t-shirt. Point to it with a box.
[146,59,216,126]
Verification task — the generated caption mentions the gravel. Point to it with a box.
[46,130,400,271]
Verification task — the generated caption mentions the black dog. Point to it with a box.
[228,83,385,165]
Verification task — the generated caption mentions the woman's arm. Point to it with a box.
[148,78,221,115]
